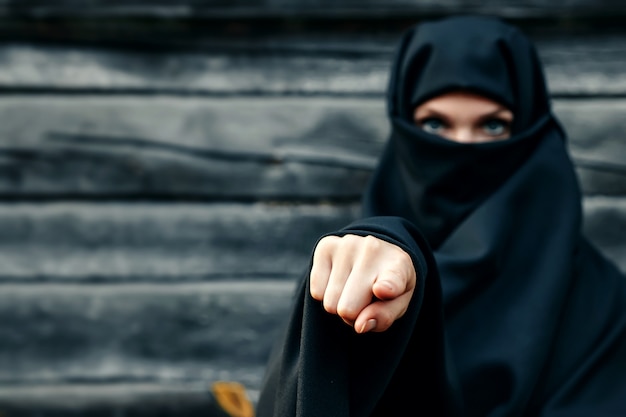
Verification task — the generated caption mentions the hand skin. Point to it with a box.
[309,234,417,333]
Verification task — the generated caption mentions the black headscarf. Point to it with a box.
[257,16,626,417]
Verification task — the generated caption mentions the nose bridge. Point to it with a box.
[451,124,475,143]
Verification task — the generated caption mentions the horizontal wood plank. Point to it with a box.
[555,99,626,196]
[0,383,244,416]
[0,97,624,198]
[0,96,384,199]
[0,35,625,96]
[0,281,295,389]
[0,202,359,281]
[583,196,626,273]
[0,0,625,18]
[0,197,623,282]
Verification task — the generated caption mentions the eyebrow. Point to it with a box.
[480,109,514,121]
[414,107,513,121]
[413,109,449,121]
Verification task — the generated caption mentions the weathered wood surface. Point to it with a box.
[0,202,358,281]
[0,198,621,391]
[0,0,624,18]
[0,383,227,417]
[0,97,623,198]
[555,99,626,196]
[583,196,626,272]
[0,198,623,282]
[0,281,294,388]
[0,96,383,199]
[0,36,624,96]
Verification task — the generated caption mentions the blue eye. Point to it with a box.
[482,119,509,136]
[418,118,447,134]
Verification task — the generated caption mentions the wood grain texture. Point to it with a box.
[555,99,626,196]
[0,281,295,389]
[0,35,624,96]
[0,202,359,281]
[0,97,623,198]
[0,0,624,18]
[0,96,384,199]
[0,383,233,416]
[583,196,626,273]
[0,197,622,283]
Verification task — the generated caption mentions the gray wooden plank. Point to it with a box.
[540,36,626,97]
[0,382,238,417]
[555,99,626,186]
[0,0,624,18]
[583,196,626,274]
[0,35,625,96]
[0,96,385,199]
[0,280,295,389]
[0,44,392,95]
[0,202,359,281]
[0,197,622,282]
[0,96,624,197]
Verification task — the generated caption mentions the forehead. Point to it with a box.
[414,91,513,116]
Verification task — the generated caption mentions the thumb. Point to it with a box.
[372,271,406,301]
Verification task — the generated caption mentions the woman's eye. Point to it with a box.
[418,118,447,134]
[482,119,510,136]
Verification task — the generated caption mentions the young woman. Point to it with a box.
[256,16,626,416]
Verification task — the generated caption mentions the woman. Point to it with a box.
[257,16,626,416]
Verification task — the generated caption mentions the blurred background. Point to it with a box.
[0,0,624,415]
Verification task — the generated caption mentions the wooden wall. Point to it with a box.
[0,2,625,415]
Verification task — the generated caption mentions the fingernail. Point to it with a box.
[378,280,395,292]
[360,319,377,333]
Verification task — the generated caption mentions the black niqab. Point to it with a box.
[257,15,626,417]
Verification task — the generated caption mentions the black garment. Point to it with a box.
[257,16,626,416]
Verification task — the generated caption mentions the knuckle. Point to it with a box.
[376,308,397,330]
[314,235,339,255]
[336,303,359,322]
[390,246,411,266]
[309,283,323,301]
[390,251,415,282]
[341,234,361,250]
[361,235,382,256]
[337,297,360,321]
[323,299,337,315]
[309,266,323,286]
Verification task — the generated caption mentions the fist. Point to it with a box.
[309,234,416,333]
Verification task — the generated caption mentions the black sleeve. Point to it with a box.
[256,216,462,417]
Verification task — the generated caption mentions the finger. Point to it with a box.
[309,237,337,301]
[354,290,414,333]
[372,271,411,301]
[335,267,378,326]
[372,255,415,301]
[322,250,354,315]
[335,239,381,324]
